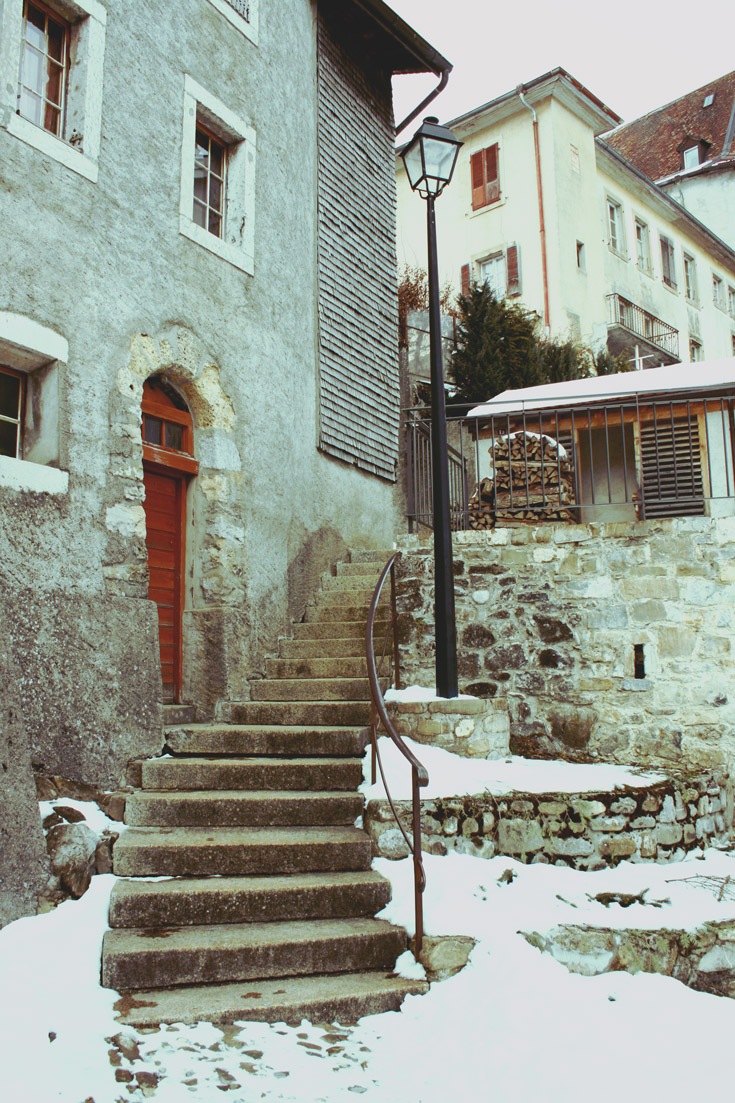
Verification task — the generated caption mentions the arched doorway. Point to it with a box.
[141,379,199,702]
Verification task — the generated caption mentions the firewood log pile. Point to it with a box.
[468,431,578,528]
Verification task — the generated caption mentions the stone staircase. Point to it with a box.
[102,551,427,1026]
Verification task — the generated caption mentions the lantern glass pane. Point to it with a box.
[402,141,425,191]
[421,136,458,184]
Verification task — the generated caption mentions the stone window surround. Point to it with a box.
[0,0,107,183]
[205,0,258,45]
[0,311,68,494]
[605,193,627,259]
[179,74,256,276]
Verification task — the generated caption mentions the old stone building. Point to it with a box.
[0,0,449,923]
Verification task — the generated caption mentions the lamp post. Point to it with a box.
[401,117,462,698]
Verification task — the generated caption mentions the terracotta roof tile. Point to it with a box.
[604,71,735,180]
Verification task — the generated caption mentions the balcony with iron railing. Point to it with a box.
[606,293,679,364]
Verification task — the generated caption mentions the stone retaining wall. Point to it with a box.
[386,696,510,759]
[395,519,735,773]
[365,772,734,870]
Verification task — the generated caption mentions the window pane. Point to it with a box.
[43,103,60,135]
[193,170,207,203]
[210,141,224,177]
[209,175,222,211]
[208,210,222,237]
[22,45,44,95]
[25,3,46,46]
[47,18,65,63]
[0,373,20,418]
[45,59,63,105]
[0,420,18,458]
[143,415,162,444]
[164,422,183,450]
[193,200,207,228]
[195,129,210,163]
[19,87,42,125]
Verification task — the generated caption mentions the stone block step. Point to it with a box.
[350,550,394,563]
[278,638,368,659]
[126,789,363,827]
[323,575,383,591]
[305,603,373,623]
[164,724,368,757]
[102,917,407,991]
[292,620,388,640]
[140,755,363,792]
[162,703,197,726]
[112,971,427,1027]
[217,701,373,726]
[250,677,380,702]
[338,561,385,576]
[108,870,392,928]
[316,588,385,606]
[113,826,372,877]
[265,656,369,680]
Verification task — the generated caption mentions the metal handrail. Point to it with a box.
[365,552,428,956]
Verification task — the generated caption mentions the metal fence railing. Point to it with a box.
[405,390,735,530]
[606,293,679,358]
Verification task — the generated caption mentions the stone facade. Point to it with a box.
[395,519,735,773]
[365,772,734,868]
[387,695,510,759]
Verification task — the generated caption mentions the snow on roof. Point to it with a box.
[467,358,735,417]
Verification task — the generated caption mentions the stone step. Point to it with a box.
[278,638,369,659]
[102,916,408,992]
[108,870,392,928]
[112,971,427,1027]
[218,701,373,726]
[126,789,363,827]
[316,588,385,606]
[162,703,197,726]
[292,620,388,640]
[164,724,368,757]
[140,755,364,792]
[265,656,370,679]
[338,561,385,576]
[113,826,372,877]
[349,550,394,563]
[323,575,382,591]
[250,677,379,702]
[305,603,374,623]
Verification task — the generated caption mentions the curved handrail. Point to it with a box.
[365,552,429,955]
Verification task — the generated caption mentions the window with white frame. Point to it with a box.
[607,198,625,255]
[683,254,698,303]
[682,145,701,170]
[205,0,258,44]
[713,274,725,309]
[179,75,256,275]
[660,235,677,289]
[689,337,703,361]
[634,218,651,272]
[728,285,735,320]
[0,368,24,459]
[475,244,521,299]
[0,0,106,182]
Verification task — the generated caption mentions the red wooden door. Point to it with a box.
[142,467,185,702]
[141,379,198,704]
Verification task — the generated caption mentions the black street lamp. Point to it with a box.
[401,116,462,698]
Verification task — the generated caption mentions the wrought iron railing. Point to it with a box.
[365,553,428,956]
[406,391,735,528]
[606,293,679,358]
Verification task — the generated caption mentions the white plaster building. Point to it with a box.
[396,68,735,371]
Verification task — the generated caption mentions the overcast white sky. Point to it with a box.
[389,0,735,137]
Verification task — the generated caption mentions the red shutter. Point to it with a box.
[485,144,500,204]
[506,244,521,295]
[461,264,471,298]
[470,152,485,210]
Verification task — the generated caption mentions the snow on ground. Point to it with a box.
[1,754,733,1103]
[361,733,665,800]
[39,799,129,836]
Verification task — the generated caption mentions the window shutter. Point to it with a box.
[461,264,471,298]
[470,152,485,210]
[485,143,500,204]
[506,244,521,295]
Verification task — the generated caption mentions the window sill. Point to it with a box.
[607,245,628,261]
[179,217,254,275]
[686,297,701,309]
[205,0,258,43]
[6,113,98,182]
[469,197,505,219]
[637,264,655,280]
[662,281,679,296]
[0,456,68,495]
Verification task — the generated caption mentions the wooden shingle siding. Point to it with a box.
[316,12,400,481]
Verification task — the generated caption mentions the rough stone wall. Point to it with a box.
[316,6,401,480]
[0,615,50,926]
[365,773,733,869]
[395,519,735,772]
[0,0,402,794]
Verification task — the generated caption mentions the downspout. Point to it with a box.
[517,84,550,330]
[396,68,451,137]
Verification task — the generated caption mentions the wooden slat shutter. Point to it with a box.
[485,144,500,204]
[640,416,705,518]
[506,244,521,295]
[461,263,471,297]
[471,152,486,210]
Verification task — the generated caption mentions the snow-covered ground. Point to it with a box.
[2,771,734,1101]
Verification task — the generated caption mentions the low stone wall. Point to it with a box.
[525,919,735,999]
[395,519,735,773]
[386,696,510,759]
[365,772,734,870]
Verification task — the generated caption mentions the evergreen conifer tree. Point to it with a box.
[451,283,540,403]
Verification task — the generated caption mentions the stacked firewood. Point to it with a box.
[469,431,577,528]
